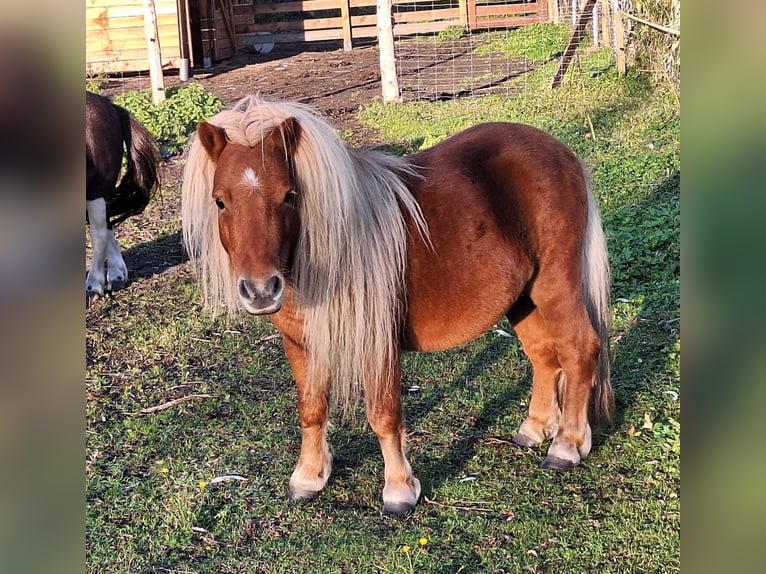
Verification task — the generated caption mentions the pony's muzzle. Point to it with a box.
[237,273,284,315]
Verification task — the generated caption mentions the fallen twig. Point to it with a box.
[209,474,248,484]
[423,496,495,513]
[138,394,214,414]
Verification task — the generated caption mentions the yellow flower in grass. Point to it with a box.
[419,537,428,546]
[160,467,169,474]
[198,480,207,490]
[401,545,411,553]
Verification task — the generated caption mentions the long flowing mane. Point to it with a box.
[182,96,428,415]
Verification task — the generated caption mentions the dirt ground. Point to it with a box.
[89,39,527,294]
[103,37,530,145]
[105,42,393,149]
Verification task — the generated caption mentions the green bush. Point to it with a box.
[114,84,223,155]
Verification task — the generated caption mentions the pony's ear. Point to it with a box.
[271,117,301,157]
[197,122,227,162]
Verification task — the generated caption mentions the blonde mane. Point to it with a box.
[181,96,428,415]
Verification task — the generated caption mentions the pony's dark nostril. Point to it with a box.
[266,274,283,297]
[238,275,283,302]
[238,277,255,301]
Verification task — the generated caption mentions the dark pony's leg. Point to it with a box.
[524,272,601,470]
[366,354,421,516]
[86,198,111,297]
[508,298,562,447]
[282,336,333,500]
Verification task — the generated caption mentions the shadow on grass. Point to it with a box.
[122,230,187,281]
[86,231,186,305]
[406,334,527,497]
[604,170,681,429]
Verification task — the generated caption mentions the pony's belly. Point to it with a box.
[402,254,526,353]
[402,305,511,352]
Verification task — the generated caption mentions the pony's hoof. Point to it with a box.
[541,455,575,472]
[288,486,320,501]
[512,432,538,448]
[382,501,416,518]
[108,278,127,293]
[86,284,104,298]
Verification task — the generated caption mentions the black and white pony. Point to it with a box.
[86,91,159,298]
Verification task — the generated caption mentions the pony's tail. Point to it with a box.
[582,184,614,426]
[109,105,160,226]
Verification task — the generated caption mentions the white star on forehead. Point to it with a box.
[241,167,261,190]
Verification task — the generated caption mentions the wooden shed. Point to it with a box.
[88,0,180,73]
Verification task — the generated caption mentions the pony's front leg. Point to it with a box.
[367,362,421,517]
[86,199,109,297]
[282,336,333,500]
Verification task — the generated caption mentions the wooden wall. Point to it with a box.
[86,0,187,74]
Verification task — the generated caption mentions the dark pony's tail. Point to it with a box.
[582,181,615,427]
[108,104,160,226]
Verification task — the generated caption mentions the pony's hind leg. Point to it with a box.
[105,229,128,291]
[283,337,333,500]
[86,198,109,297]
[508,299,562,447]
[527,281,601,471]
[367,360,421,517]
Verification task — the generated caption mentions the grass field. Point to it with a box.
[86,40,680,573]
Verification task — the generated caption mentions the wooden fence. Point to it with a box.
[230,0,549,55]
[86,0,552,73]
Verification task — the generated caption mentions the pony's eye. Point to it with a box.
[214,197,225,210]
[284,190,297,206]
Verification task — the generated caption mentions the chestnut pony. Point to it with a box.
[181,96,612,516]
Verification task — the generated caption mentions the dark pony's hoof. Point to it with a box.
[109,278,127,292]
[288,486,320,501]
[511,432,538,448]
[540,455,575,472]
[382,501,416,518]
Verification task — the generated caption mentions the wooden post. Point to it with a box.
[143,0,166,105]
[613,0,626,75]
[377,0,399,102]
[459,0,469,29]
[177,0,191,80]
[551,0,597,88]
[593,1,599,46]
[340,0,353,51]
[547,0,559,24]
[600,0,611,47]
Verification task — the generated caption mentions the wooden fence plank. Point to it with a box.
[551,0,597,87]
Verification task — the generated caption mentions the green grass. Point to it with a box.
[475,22,572,61]
[86,39,679,573]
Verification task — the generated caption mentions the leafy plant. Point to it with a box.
[437,26,467,42]
[85,69,109,93]
[114,83,223,155]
